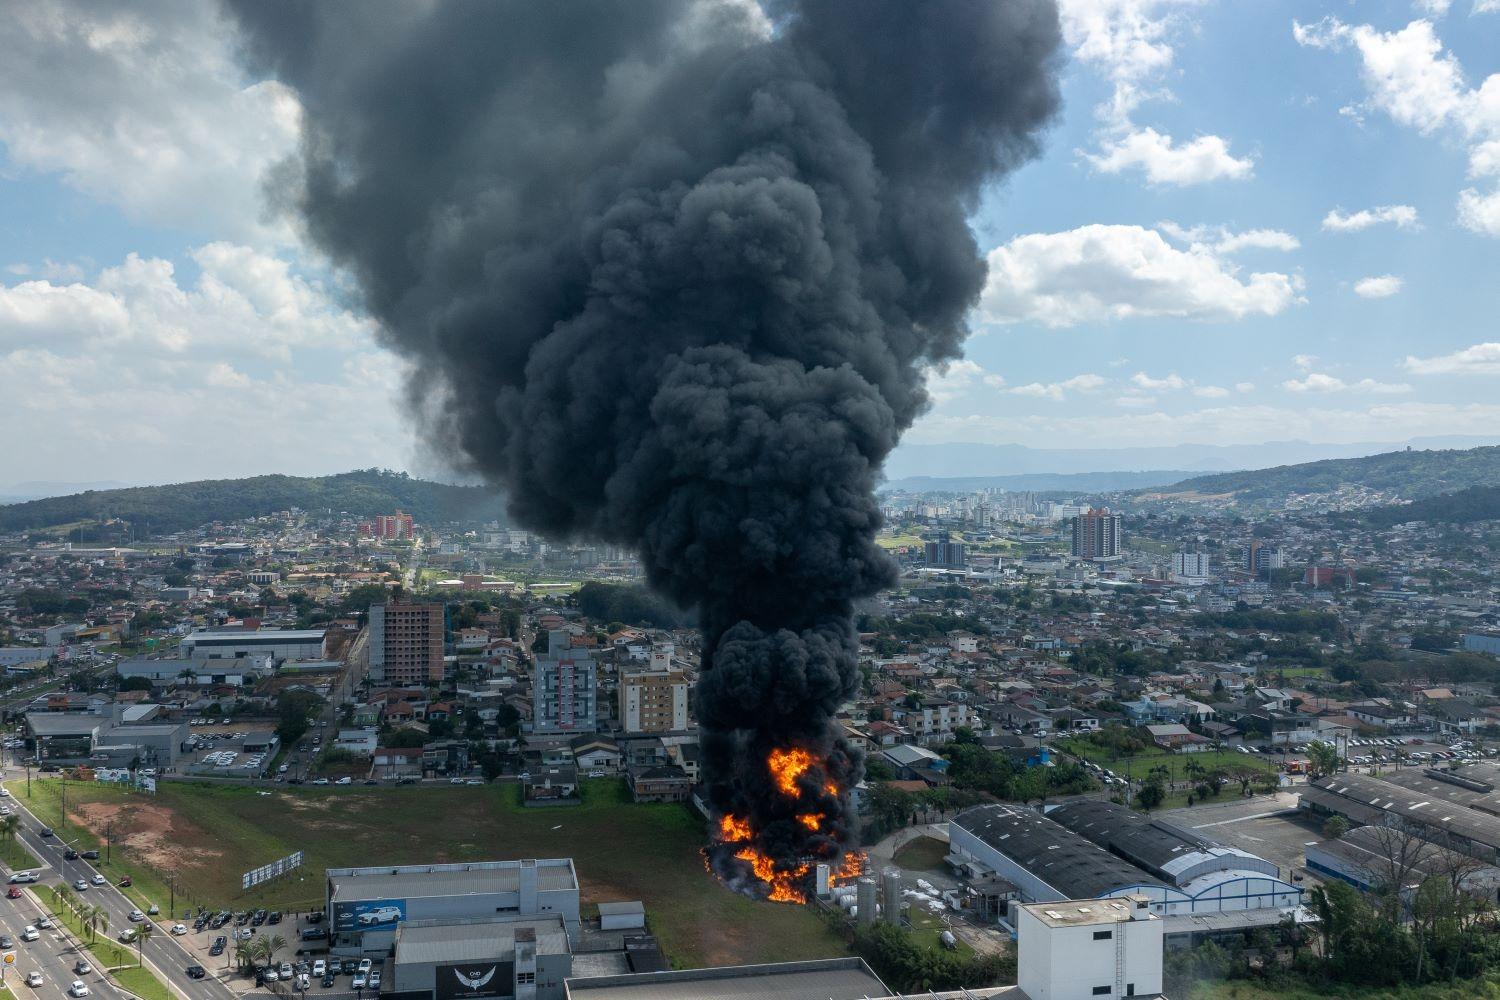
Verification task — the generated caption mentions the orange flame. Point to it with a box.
[768,747,816,797]
[735,846,810,903]
[797,813,821,832]
[718,814,752,842]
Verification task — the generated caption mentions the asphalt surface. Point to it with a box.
[2,786,241,1000]
[0,879,126,1000]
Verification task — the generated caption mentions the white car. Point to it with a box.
[312,961,326,977]
[89,874,105,886]
[368,971,381,989]
[128,909,145,922]
[312,778,329,786]
[25,972,43,988]
[279,963,293,979]
[170,923,187,935]
[36,916,52,929]
[335,777,352,785]
[358,959,373,974]
[351,974,367,990]
[263,969,279,984]
[21,926,39,941]
[69,982,90,998]
[9,871,39,884]
[73,879,88,891]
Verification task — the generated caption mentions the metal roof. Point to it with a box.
[1306,774,1500,856]
[1374,764,1500,817]
[25,713,101,737]
[394,916,568,965]
[1047,799,1280,885]
[329,859,578,901]
[563,958,888,1000]
[952,804,1167,899]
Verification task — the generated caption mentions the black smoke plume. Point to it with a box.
[228,0,1062,895]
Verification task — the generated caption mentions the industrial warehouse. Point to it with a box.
[948,802,1305,944]
[1301,769,1500,862]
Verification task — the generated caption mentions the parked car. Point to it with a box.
[170,924,187,935]
[358,959,372,975]
[268,911,282,925]
[321,973,337,989]
[312,961,326,977]
[279,963,294,980]
[301,927,328,941]
[263,969,279,984]
[351,974,367,990]
[368,971,382,989]
[341,960,359,976]
[335,777,352,786]
[80,850,99,860]
[209,936,227,956]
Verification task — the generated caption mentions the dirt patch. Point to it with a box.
[75,800,224,869]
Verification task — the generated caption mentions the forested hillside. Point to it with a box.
[1155,445,1500,503]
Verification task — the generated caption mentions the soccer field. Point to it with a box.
[7,777,844,970]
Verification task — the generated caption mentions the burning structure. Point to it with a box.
[230,0,1061,901]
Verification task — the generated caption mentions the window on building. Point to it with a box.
[1093,930,1113,940]
[517,972,536,985]
[1092,988,1111,996]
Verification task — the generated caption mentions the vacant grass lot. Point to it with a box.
[893,836,949,873]
[1060,739,1279,783]
[8,777,844,970]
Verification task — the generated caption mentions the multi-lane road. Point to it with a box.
[1,787,243,1000]
[0,880,126,1000]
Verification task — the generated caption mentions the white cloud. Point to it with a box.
[1476,0,1500,13]
[1235,382,1256,393]
[1322,205,1421,232]
[1415,0,1452,15]
[1354,274,1404,298]
[1131,371,1188,391]
[1085,127,1254,185]
[1292,354,1318,370]
[1404,342,1500,374]
[981,224,1304,328]
[1192,385,1230,398]
[1059,0,1250,186]
[0,3,301,244]
[924,359,1006,403]
[1282,372,1412,393]
[1008,373,1108,401]
[1296,16,1500,236]
[1159,223,1299,254]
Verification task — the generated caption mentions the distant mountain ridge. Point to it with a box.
[1151,445,1500,504]
[880,470,1196,493]
[0,469,505,537]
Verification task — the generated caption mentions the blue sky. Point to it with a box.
[1,0,1498,484]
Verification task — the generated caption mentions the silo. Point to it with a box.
[815,863,831,898]
[881,868,902,925]
[856,876,878,926]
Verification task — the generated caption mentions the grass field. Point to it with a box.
[1182,978,1500,1000]
[0,835,37,872]
[876,533,925,550]
[8,777,845,970]
[907,907,971,957]
[1060,740,1279,783]
[893,836,949,873]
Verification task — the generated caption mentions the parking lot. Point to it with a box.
[1157,792,1327,887]
[179,724,283,779]
[168,904,380,996]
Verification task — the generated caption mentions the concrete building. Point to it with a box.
[180,628,327,661]
[1305,824,1500,902]
[1071,508,1122,562]
[370,603,445,686]
[1017,896,1163,1000]
[564,958,889,1000]
[327,859,581,955]
[393,916,570,1000]
[1170,551,1210,583]
[617,666,688,735]
[924,531,968,570]
[0,647,56,668]
[1302,769,1500,863]
[534,632,597,735]
[24,704,188,768]
[1244,541,1285,574]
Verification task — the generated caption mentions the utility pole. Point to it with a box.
[104,823,112,864]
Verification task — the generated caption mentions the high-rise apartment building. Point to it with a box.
[619,644,689,734]
[533,631,597,734]
[924,531,968,569]
[1245,540,1286,573]
[360,511,415,540]
[1070,507,1122,562]
[369,602,445,686]
[1171,551,1211,580]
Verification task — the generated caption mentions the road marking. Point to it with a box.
[1190,809,1298,828]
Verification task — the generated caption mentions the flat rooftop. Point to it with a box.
[26,713,101,736]
[394,916,568,965]
[328,859,578,901]
[564,958,888,1000]
[1021,897,1152,929]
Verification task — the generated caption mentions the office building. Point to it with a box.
[370,602,445,686]
[618,665,689,734]
[924,531,968,570]
[1170,551,1210,581]
[1071,508,1122,562]
[327,859,581,954]
[180,628,327,661]
[393,917,570,1000]
[534,631,598,734]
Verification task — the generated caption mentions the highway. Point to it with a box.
[1,787,241,1000]
[0,881,126,1000]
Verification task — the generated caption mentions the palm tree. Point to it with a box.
[84,904,108,943]
[0,813,21,846]
[233,942,255,973]
[134,921,152,966]
[263,933,287,958]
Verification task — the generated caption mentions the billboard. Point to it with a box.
[434,962,513,1000]
[332,898,407,932]
[241,850,304,891]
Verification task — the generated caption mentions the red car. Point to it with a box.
[6,887,22,899]
[117,877,132,888]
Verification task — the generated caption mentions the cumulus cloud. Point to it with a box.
[1322,205,1421,231]
[1159,222,1299,254]
[1354,274,1404,298]
[1295,16,1500,236]
[1085,127,1254,184]
[981,224,1304,327]
[1292,354,1318,370]
[1404,342,1500,374]
[1193,385,1230,398]
[1235,381,1256,393]
[924,359,1006,404]
[1131,371,1188,390]
[1415,0,1452,14]
[1476,0,1500,13]
[0,3,300,244]
[1008,373,1108,401]
[1060,0,1251,186]
[1282,372,1412,393]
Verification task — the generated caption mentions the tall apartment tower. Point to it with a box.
[619,644,689,734]
[533,631,597,734]
[1246,540,1286,573]
[924,531,968,569]
[1071,507,1122,562]
[368,602,445,686]
[1171,551,1211,580]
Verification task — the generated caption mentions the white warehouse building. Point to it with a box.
[1017,896,1163,1000]
[181,628,327,662]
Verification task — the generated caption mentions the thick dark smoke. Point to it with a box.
[228,0,1061,894]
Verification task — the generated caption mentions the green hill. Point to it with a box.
[0,469,505,537]
[1154,446,1500,504]
[1347,485,1500,528]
